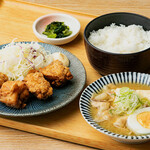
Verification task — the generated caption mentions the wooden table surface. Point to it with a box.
[0,0,150,150]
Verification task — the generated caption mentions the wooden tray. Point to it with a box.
[0,0,150,149]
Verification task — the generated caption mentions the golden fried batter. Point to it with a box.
[0,72,8,87]
[39,60,73,87]
[0,81,29,108]
[24,71,53,100]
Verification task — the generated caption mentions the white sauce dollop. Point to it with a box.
[52,52,69,67]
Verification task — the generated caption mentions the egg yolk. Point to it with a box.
[137,111,150,129]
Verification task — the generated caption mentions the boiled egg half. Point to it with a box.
[127,107,150,135]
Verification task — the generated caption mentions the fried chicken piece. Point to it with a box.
[0,81,29,108]
[39,60,73,87]
[0,72,8,87]
[24,71,53,100]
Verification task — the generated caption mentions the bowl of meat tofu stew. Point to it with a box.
[80,72,150,144]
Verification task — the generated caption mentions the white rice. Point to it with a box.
[88,23,150,54]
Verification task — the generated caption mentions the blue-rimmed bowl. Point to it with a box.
[79,72,150,144]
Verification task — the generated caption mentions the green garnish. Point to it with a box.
[120,87,130,95]
[112,87,142,115]
[43,21,72,38]
[140,98,150,107]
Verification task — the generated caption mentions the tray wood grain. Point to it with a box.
[0,0,150,149]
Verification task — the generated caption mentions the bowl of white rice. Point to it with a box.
[84,12,150,75]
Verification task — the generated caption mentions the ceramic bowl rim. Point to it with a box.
[84,12,150,55]
[33,13,81,42]
[79,72,150,140]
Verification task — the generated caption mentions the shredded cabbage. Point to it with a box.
[0,40,53,80]
[112,87,142,115]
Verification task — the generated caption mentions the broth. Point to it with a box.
[91,83,150,136]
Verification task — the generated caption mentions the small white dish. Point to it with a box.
[33,13,80,45]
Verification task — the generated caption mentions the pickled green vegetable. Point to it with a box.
[43,21,72,38]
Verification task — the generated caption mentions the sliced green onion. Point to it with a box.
[140,98,150,107]
[120,87,130,95]
[112,87,141,115]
